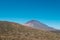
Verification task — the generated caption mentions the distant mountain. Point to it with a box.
[24,20,57,31]
[0,21,60,40]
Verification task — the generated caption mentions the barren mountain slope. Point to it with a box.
[0,21,60,40]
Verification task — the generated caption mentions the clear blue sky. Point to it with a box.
[0,0,60,29]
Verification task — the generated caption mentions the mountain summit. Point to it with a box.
[24,20,56,31]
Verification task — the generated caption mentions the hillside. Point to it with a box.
[0,21,60,40]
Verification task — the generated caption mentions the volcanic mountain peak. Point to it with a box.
[25,20,56,31]
[26,20,41,24]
